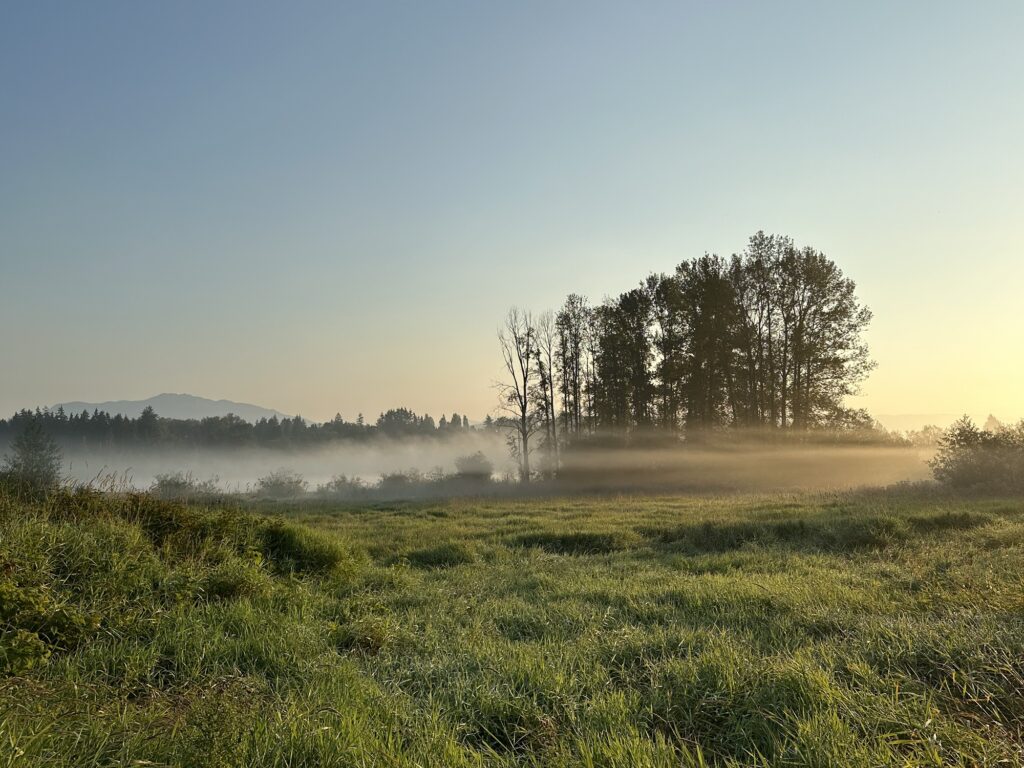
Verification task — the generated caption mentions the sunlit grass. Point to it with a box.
[2,486,1023,765]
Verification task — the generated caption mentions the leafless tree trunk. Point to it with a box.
[498,308,537,482]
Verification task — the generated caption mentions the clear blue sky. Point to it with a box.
[2,1,1022,423]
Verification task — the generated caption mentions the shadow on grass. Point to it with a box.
[639,510,994,555]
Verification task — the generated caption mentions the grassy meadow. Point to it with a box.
[3,486,1024,766]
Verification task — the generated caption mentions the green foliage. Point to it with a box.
[0,628,49,675]
[0,579,99,674]
[150,471,221,500]
[0,404,477,453]
[455,451,494,479]
[542,233,875,442]
[0,417,62,498]
[315,473,367,499]
[255,468,308,499]
[931,416,1024,490]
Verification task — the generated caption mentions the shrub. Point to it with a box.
[0,628,50,674]
[315,474,366,499]
[150,472,221,501]
[454,452,494,480]
[0,418,62,498]
[0,579,99,673]
[377,470,424,493]
[255,469,308,499]
[930,417,1024,490]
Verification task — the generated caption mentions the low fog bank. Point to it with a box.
[554,444,934,493]
[59,432,514,491]
[55,433,933,498]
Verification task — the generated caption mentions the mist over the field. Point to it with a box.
[57,432,514,491]
[554,443,934,492]
[53,434,933,495]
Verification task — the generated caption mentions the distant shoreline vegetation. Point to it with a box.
[0,406,482,451]
[0,403,948,455]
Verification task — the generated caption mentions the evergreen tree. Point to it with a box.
[1,417,62,495]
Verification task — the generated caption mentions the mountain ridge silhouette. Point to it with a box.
[54,393,288,423]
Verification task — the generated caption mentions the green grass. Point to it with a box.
[3,486,1024,766]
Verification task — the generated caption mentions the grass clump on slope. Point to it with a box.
[0,488,444,767]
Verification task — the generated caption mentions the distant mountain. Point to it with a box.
[55,393,288,423]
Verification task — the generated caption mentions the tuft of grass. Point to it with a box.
[405,541,477,569]
[259,519,355,575]
[512,529,639,555]
[199,557,274,601]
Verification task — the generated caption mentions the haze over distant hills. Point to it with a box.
[54,393,288,423]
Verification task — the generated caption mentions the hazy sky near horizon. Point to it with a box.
[2,2,1022,424]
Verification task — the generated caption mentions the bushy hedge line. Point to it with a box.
[930,417,1024,490]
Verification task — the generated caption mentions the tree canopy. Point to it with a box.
[497,232,878,478]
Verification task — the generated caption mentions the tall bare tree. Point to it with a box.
[498,308,537,482]
[533,311,559,474]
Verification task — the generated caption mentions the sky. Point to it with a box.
[2,1,1022,425]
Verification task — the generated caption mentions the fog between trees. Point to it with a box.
[499,232,876,481]
[4,230,1012,497]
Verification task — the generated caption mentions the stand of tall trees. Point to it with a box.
[498,232,875,478]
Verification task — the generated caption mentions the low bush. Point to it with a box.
[930,417,1024,490]
[0,578,100,674]
[150,471,221,501]
[454,452,494,480]
[315,474,367,499]
[377,470,425,494]
[255,469,308,499]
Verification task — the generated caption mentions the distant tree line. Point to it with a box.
[0,405,478,450]
[499,232,878,479]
